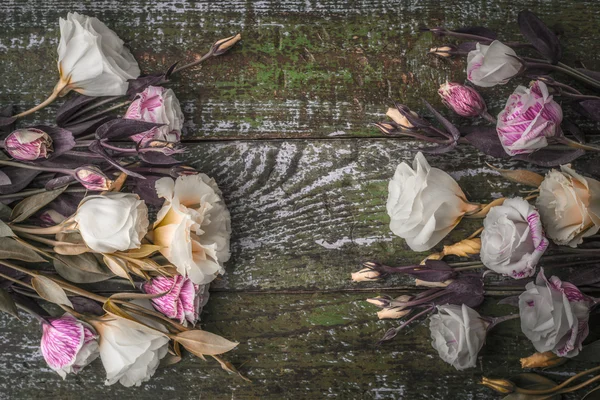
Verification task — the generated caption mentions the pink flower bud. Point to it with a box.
[438,82,487,118]
[39,209,67,227]
[142,275,203,326]
[5,128,53,161]
[124,86,184,145]
[75,166,113,191]
[497,80,563,155]
[41,314,99,379]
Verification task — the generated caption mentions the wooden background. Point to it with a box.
[1,0,600,398]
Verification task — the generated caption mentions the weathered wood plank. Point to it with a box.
[1,0,600,138]
[0,293,592,399]
[177,139,597,291]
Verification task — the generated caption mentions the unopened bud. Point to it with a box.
[75,166,113,191]
[386,108,417,128]
[377,307,410,320]
[415,279,453,288]
[520,351,566,369]
[438,82,487,118]
[212,33,242,56]
[442,238,481,258]
[366,296,390,308]
[142,140,185,156]
[5,128,53,161]
[351,268,381,282]
[480,377,515,394]
[429,45,456,58]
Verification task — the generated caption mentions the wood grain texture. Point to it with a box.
[0,293,594,400]
[1,0,600,138]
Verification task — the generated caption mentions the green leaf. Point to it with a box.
[53,253,113,283]
[0,219,14,237]
[0,237,45,262]
[0,288,18,318]
[31,275,73,308]
[174,330,238,356]
[10,186,67,223]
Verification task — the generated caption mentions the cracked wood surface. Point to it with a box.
[1,0,600,399]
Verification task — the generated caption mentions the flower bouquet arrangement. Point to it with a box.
[354,10,600,398]
[376,11,600,168]
[0,12,245,386]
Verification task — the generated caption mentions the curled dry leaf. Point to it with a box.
[486,164,544,187]
[31,275,73,308]
[174,330,239,356]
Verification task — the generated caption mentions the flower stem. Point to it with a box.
[558,136,600,152]
[14,81,67,119]
[487,314,519,330]
[514,365,600,395]
[0,159,73,175]
[11,224,65,235]
[481,111,497,123]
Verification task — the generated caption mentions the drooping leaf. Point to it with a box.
[518,10,562,64]
[10,185,68,223]
[95,118,163,141]
[53,253,113,283]
[31,275,73,308]
[0,238,45,262]
[462,126,510,159]
[174,330,239,356]
[0,288,18,318]
[513,148,585,167]
[0,168,41,195]
[56,94,103,126]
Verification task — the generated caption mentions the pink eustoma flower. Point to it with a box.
[124,85,184,145]
[496,80,563,156]
[40,313,99,379]
[142,275,207,326]
[5,128,53,161]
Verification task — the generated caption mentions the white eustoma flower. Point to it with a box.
[480,197,549,279]
[467,41,521,87]
[40,314,99,379]
[429,304,488,370]
[386,152,478,252]
[150,174,231,285]
[91,315,169,387]
[57,12,140,96]
[519,269,592,357]
[124,86,184,144]
[536,165,600,247]
[73,192,149,253]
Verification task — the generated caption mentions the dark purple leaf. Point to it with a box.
[513,148,585,167]
[443,274,485,308]
[130,175,163,207]
[49,193,84,217]
[0,170,10,186]
[563,119,586,143]
[404,260,456,282]
[12,292,50,317]
[0,168,41,194]
[126,62,177,100]
[566,265,600,287]
[56,94,100,125]
[423,100,460,141]
[70,296,104,316]
[461,126,510,159]
[577,68,600,82]
[518,10,562,64]
[31,125,75,159]
[457,42,477,53]
[88,141,145,179]
[394,103,431,129]
[575,100,600,122]
[63,115,116,137]
[454,26,497,40]
[139,151,181,165]
[95,118,163,141]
